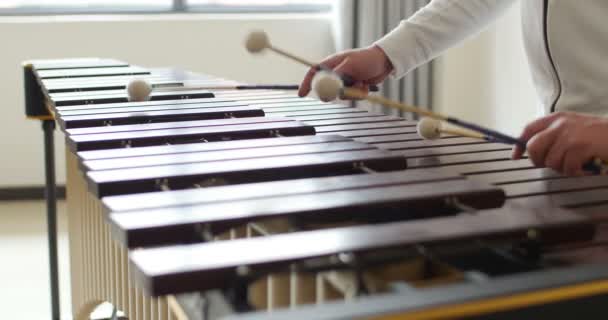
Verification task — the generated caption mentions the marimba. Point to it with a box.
[24,58,608,320]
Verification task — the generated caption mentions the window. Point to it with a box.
[0,0,332,15]
[186,0,332,13]
[0,1,173,14]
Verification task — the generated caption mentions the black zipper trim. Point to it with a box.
[543,0,562,113]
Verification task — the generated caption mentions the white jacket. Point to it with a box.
[375,0,608,116]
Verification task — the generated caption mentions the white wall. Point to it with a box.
[489,3,541,134]
[0,14,335,187]
[435,2,539,136]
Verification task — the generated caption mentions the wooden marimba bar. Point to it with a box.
[25,58,608,320]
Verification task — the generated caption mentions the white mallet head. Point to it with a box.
[313,73,343,102]
[245,31,270,53]
[417,117,442,140]
[127,78,152,102]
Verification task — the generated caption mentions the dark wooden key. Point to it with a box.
[29,58,128,70]
[68,120,315,151]
[509,189,608,209]
[82,141,376,171]
[46,78,189,93]
[44,70,205,83]
[56,100,244,115]
[208,91,296,99]
[53,96,308,112]
[326,127,419,138]
[40,66,195,80]
[40,72,168,81]
[303,116,403,127]
[51,90,215,107]
[125,202,589,296]
[408,159,536,176]
[110,178,504,248]
[266,105,369,120]
[263,104,351,113]
[77,135,350,162]
[47,78,233,97]
[282,108,384,122]
[472,168,563,185]
[103,169,462,213]
[405,150,517,169]
[571,203,608,220]
[37,66,149,79]
[213,89,290,96]
[256,101,331,109]
[50,89,294,102]
[41,73,198,89]
[500,175,608,198]
[375,138,489,150]
[50,89,290,102]
[46,79,183,93]
[462,159,537,175]
[56,98,321,116]
[42,76,179,92]
[87,149,407,196]
[58,106,264,129]
[396,143,511,159]
[272,109,367,119]
[66,116,295,136]
[315,121,417,134]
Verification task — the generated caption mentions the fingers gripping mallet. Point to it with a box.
[245,30,379,92]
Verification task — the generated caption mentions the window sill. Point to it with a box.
[0,11,331,24]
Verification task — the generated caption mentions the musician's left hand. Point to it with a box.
[512,112,608,176]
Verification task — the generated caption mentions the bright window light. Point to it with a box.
[0,0,333,14]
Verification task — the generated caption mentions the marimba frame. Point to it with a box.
[26,58,608,320]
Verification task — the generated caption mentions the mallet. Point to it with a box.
[315,75,608,175]
[245,30,379,92]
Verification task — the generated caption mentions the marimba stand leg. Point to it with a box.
[42,120,61,320]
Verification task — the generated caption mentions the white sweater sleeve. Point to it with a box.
[375,0,517,78]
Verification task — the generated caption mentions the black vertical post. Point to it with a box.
[43,119,60,320]
[25,62,61,320]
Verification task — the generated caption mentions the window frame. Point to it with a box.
[0,0,332,15]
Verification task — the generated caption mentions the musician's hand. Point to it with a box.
[298,45,393,97]
[512,112,608,176]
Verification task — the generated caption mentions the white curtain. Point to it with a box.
[332,0,433,117]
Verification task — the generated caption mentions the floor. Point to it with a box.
[0,200,72,319]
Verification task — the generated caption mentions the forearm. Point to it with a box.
[375,0,517,78]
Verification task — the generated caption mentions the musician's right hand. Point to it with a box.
[512,112,608,176]
[298,45,393,98]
